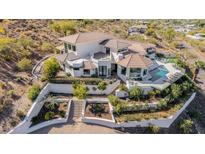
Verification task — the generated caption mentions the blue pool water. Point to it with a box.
[150,67,169,82]
[155,69,169,77]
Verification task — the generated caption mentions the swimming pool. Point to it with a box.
[149,66,169,82]
[156,68,169,77]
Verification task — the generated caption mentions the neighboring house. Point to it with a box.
[128,25,147,35]
[57,32,184,93]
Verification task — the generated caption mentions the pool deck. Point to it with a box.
[149,65,169,82]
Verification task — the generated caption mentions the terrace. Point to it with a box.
[127,60,185,91]
[91,52,110,62]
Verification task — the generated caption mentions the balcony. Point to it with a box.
[91,52,111,65]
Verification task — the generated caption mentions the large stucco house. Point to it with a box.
[57,32,184,93]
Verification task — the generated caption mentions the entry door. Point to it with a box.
[99,66,107,76]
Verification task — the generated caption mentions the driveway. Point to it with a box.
[32,122,123,134]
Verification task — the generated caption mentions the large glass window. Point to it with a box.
[73,68,79,71]
[72,45,76,51]
[121,66,126,75]
[118,48,127,53]
[130,68,141,73]
[68,44,71,50]
[64,43,68,53]
[84,69,90,75]
[99,66,107,76]
[143,69,147,76]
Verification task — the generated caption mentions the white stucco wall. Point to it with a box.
[49,80,120,95]
[82,92,196,128]
[76,41,104,58]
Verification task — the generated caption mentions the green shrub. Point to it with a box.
[195,60,205,69]
[157,99,168,110]
[50,20,76,36]
[0,98,12,113]
[97,81,107,91]
[129,86,142,101]
[148,89,161,99]
[42,57,60,80]
[171,84,182,100]
[90,103,105,116]
[7,90,15,97]
[66,72,71,77]
[0,81,5,89]
[17,58,32,71]
[40,76,47,82]
[115,103,124,115]
[27,84,41,101]
[17,37,33,50]
[148,125,160,134]
[0,26,5,34]
[16,110,25,119]
[119,84,128,91]
[44,111,55,120]
[49,77,102,85]
[40,42,55,53]
[92,87,97,91]
[73,83,88,99]
[179,119,193,134]
[15,77,22,82]
[108,95,120,107]
[59,110,66,117]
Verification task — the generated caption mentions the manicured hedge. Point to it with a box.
[49,77,103,85]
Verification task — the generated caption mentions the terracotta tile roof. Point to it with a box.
[128,42,156,55]
[117,54,153,68]
[104,39,133,51]
[59,32,113,44]
[83,61,97,70]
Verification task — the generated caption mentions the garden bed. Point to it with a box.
[84,102,113,120]
[31,99,68,126]
[115,92,192,123]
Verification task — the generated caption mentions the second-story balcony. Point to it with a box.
[91,52,111,64]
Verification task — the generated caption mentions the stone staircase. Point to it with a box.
[167,72,183,83]
[68,100,83,123]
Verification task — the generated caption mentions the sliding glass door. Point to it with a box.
[99,66,107,76]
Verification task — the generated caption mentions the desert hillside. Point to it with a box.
[0,19,205,133]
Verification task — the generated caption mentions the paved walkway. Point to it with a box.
[32,54,55,79]
[32,122,122,134]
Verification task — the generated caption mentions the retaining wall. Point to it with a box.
[8,80,119,134]
[82,92,196,128]
[81,99,116,127]
[49,80,120,95]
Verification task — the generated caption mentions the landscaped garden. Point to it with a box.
[109,75,196,123]
[31,98,68,126]
[84,102,113,120]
